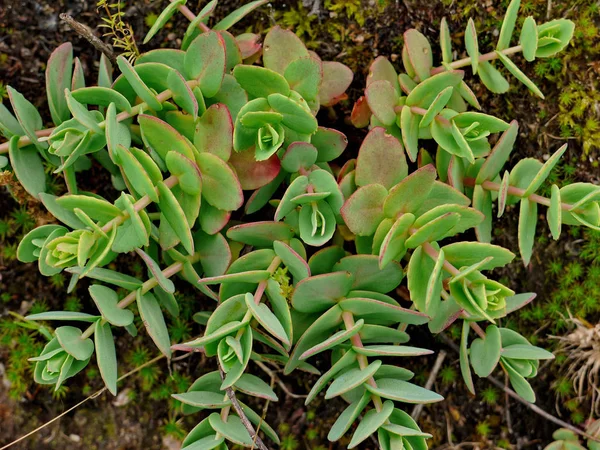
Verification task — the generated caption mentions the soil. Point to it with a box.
[0,0,598,449]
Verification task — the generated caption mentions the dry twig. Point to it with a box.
[59,14,117,65]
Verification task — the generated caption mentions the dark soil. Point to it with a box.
[0,0,598,449]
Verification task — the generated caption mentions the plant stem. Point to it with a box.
[0,81,199,155]
[100,175,179,234]
[170,0,210,32]
[463,177,577,212]
[80,248,201,340]
[342,311,383,412]
[430,45,523,75]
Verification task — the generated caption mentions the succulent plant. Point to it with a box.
[0,0,596,448]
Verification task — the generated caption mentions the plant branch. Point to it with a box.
[218,363,270,450]
[170,0,210,32]
[59,14,117,65]
[430,45,523,75]
[463,177,577,212]
[438,333,600,443]
[100,175,179,233]
[342,311,384,412]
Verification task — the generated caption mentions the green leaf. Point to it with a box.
[285,305,344,374]
[208,413,252,447]
[328,392,371,442]
[536,19,575,58]
[46,42,73,125]
[355,127,407,189]
[405,212,460,248]
[465,19,479,73]
[365,80,399,126]
[234,373,278,401]
[137,290,171,357]
[520,16,538,61]
[476,120,518,183]
[168,70,198,118]
[502,344,554,360]
[301,319,364,360]
[403,30,433,81]
[443,241,515,270]
[496,51,544,98]
[115,144,158,201]
[440,18,452,63]
[196,151,243,210]
[406,71,463,109]
[366,378,444,404]
[194,103,233,161]
[8,136,46,199]
[26,311,99,322]
[478,61,510,93]
[267,93,318,135]
[419,86,453,128]
[379,214,414,268]
[263,25,310,75]
[340,297,429,326]
[244,292,290,347]
[502,360,536,402]
[18,224,64,263]
[341,184,387,236]
[89,285,134,327]
[116,56,162,110]
[56,194,121,223]
[227,221,294,247]
[472,185,492,242]
[497,0,520,51]
[523,143,567,197]
[354,345,433,358]
[348,400,394,448]
[8,87,46,150]
[72,86,131,113]
[94,320,118,395]
[173,391,230,408]
[143,0,185,44]
[548,184,562,240]
[233,65,290,98]
[326,359,381,399]
[213,0,268,31]
[273,240,309,280]
[285,56,322,101]
[384,165,437,217]
[166,152,202,196]
[518,198,537,266]
[292,272,353,313]
[139,114,195,161]
[312,127,348,163]
[185,31,226,98]
[470,325,501,377]
[157,181,194,255]
[55,325,95,361]
[400,105,420,163]
[460,321,475,394]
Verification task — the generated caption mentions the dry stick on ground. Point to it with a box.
[0,354,166,450]
[438,333,600,443]
[218,363,270,450]
[254,360,307,399]
[412,350,447,420]
[59,14,117,65]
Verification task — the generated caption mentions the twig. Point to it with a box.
[412,350,447,420]
[0,354,165,450]
[59,14,117,65]
[218,364,269,450]
[438,333,600,443]
[254,360,307,399]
